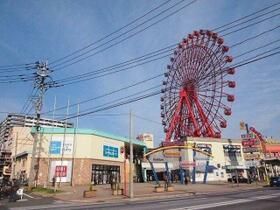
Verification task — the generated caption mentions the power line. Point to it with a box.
[1,0,279,73]
[132,113,162,125]
[221,12,280,37]
[0,63,35,70]
[53,24,280,87]
[43,36,280,116]
[66,84,161,118]
[63,90,161,121]
[55,46,174,84]
[231,24,280,48]
[57,52,172,86]
[20,87,36,114]
[52,0,279,72]
[42,73,163,115]
[51,0,197,71]
[61,47,280,121]
[49,0,172,65]
[217,5,280,34]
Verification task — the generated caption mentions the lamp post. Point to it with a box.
[129,110,134,199]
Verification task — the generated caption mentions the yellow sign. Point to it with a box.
[163,151,181,158]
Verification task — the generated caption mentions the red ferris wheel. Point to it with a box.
[161,30,236,142]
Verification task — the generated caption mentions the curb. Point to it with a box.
[53,185,265,204]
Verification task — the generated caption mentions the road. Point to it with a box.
[2,187,280,210]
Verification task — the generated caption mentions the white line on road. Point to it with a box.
[169,193,280,210]
[23,193,35,199]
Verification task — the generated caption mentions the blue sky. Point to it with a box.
[0,0,279,146]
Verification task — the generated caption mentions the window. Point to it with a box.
[103,145,118,158]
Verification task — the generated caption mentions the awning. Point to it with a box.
[14,151,31,158]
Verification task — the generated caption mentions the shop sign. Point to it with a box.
[223,145,241,153]
[50,160,72,182]
[137,133,153,141]
[245,160,259,167]
[265,153,280,159]
[243,153,260,160]
[242,139,259,147]
[196,144,212,154]
[55,166,67,177]
[161,141,185,147]
[194,156,209,161]
[103,145,118,158]
[163,151,181,158]
[50,136,74,155]
[242,147,260,153]
[50,141,61,154]
[180,161,196,169]
[152,157,166,162]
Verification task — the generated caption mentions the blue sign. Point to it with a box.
[103,145,118,158]
[50,141,61,154]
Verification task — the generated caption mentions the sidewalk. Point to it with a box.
[48,182,266,203]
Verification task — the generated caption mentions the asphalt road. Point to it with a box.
[3,187,280,210]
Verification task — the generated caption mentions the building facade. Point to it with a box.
[11,127,146,186]
[142,137,247,183]
[0,113,73,176]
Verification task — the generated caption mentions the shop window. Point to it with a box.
[92,164,120,185]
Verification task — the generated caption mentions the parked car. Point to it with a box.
[227,176,251,183]
[270,176,280,187]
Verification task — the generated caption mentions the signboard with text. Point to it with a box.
[161,141,185,147]
[223,145,241,153]
[243,147,260,153]
[49,136,74,155]
[243,153,260,160]
[242,139,259,147]
[180,161,196,169]
[55,166,67,177]
[49,160,72,182]
[245,160,260,167]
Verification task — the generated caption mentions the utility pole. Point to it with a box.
[129,110,134,199]
[28,61,55,191]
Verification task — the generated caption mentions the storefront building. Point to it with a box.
[142,137,247,182]
[10,127,146,186]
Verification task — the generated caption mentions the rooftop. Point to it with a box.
[31,127,146,147]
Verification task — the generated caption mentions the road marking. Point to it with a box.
[23,193,35,199]
[169,193,280,210]
[17,199,28,202]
